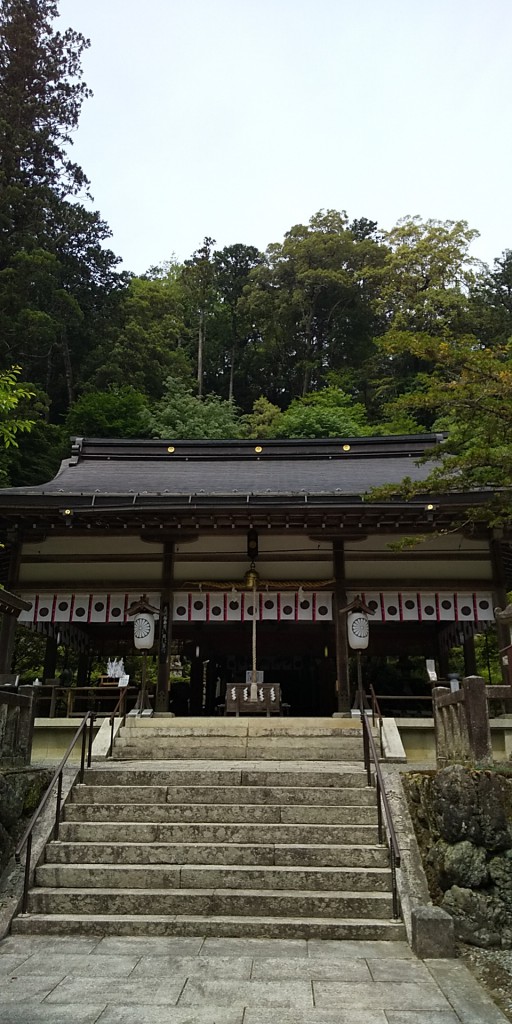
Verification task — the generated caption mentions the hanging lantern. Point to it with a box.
[347,610,369,650]
[127,594,159,651]
[133,610,155,649]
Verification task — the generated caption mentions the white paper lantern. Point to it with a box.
[133,611,155,649]
[347,611,369,650]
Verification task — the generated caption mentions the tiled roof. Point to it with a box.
[0,435,441,500]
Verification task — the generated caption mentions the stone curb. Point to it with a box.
[380,764,455,957]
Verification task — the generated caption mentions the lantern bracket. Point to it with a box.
[338,594,375,617]
[127,594,160,617]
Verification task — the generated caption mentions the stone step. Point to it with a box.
[45,840,389,867]
[36,862,391,891]
[11,912,406,940]
[72,783,376,806]
[121,721,364,737]
[26,886,395,919]
[57,820,380,845]
[62,802,378,825]
[116,728,363,741]
[83,767,368,788]
[112,740,364,761]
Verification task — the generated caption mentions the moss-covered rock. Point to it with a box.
[489,850,512,905]
[441,885,512,948]
[404,765,512,948]
[444,841,489,889]
[0,768,52,876]
[431,766,511,851]
[0,821,13,874]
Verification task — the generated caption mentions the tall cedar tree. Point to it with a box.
[0,0,120,413]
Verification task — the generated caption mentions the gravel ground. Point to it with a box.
[459,942,512,1021]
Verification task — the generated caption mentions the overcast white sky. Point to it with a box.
[58,0,512,275]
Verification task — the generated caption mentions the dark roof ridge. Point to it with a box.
[70,433,445,463]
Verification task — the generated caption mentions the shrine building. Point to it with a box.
[0,434,506,715]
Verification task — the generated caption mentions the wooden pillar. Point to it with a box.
[463,635,478,677]
[333,539,350,713]
[189,654,203,714]
[0,535,22,674]
[156,540,175,713]
[76,652,89,686]
[490,535,509,682]
[43,636,59,681]
[436,634,450,680]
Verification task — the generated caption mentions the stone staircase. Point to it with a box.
[13,718,405,941]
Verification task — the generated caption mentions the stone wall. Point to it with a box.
[0,689,34,767]
[404,765,512,948]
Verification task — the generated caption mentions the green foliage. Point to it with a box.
[147,377,243,440]
[6,418,65,487]
[181,237,217,398]
[212,243,263,402]
[12,630,46,684]
[64,386,151,439]
[89,269,192,400]
[369,334,512,527]
[241,210,386,404]
[368,217,480,424]
[241,397,283,439]
[0,0,121,418]
[274,386,370,439]
[0,366,35,448]
[469,249,512,347]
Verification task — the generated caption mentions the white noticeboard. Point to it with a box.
[245,670,264,684]
[118,674,130,688]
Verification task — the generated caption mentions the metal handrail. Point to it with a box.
[108,688,127,757]
[358,684,401,919]
[369,684,385,756]
[15,710,96,913]
[369,684,383,728]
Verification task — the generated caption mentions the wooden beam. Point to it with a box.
[333,539,350,714]
[156,541,175,713]
[490,535,509,683]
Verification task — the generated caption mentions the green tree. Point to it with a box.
[468,249,512,348]
[275,386,370,439]
[64,386,151,438]
[242,210,385,404]
[147,377,243,440]
[181,238,216,398]
[241,396,283,438]
[0,0,121,414]
[89,268,192,400]
[370,335,512,528]
[0,365,34,447]
[213,243,263,402]
[369,217,479,422]
[0,365,35,483]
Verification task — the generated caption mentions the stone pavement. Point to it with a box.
[0,933,508,1024]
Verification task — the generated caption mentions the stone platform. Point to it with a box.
[0,933,507,1023]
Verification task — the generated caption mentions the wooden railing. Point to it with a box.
[33,684,138,718]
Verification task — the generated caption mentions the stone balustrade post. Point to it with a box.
[462,674,493,766]
[432,686,451,766]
